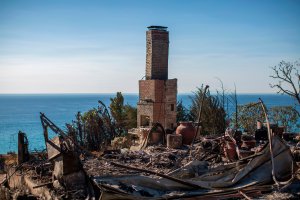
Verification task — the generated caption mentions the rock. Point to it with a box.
[52,180,63,190]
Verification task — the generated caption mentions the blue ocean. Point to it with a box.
[0,93,297,154]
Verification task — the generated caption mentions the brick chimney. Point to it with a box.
[137,26,177,130]
[145,26,169,80]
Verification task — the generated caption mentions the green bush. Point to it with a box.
[270,106,299,132]
[189,85,226,135]
[66,92,137,151]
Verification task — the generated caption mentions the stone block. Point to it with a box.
[53,151,81,179]
[167,134,182,149]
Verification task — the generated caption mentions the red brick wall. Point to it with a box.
[137,79,177,129]
[139,80,165,102]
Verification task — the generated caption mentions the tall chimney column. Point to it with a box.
[137,26,177,130]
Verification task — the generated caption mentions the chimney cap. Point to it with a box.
[147,26,168,31]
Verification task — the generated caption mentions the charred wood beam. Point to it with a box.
[32,182,53,189]
[40,112,68,141]
[18,131,30,165]
[40,112,94,157]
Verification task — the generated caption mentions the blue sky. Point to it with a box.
[0,0,299,93]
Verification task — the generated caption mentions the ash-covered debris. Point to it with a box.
[83,141,221,178]
[1,109,300,200]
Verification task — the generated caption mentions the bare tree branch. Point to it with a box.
[270,60,300,105]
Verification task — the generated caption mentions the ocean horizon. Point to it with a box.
[0,93,298,154]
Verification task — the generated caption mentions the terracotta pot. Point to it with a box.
[151,132,162,144]
[257,120,263,130]
[176,121,196,145]
[224,141,237,161]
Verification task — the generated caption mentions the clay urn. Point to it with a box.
[176,121,196,145]
[224,141,237,161]
[151,131,162,144]
[257,120,263,130]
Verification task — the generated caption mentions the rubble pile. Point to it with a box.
[1,152,92,200]
[86,136,297,199]
[1,112,300,199]
[84,140,222,178]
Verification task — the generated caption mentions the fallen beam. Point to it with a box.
[32,182,53,189]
